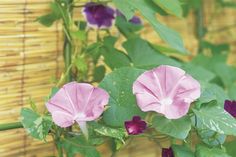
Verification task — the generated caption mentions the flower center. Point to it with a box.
[160,98,173,106]
[73,112,86,121]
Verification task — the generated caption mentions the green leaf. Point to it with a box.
[198,129,226,146]
[228,84,236,99]
[128,0,187,52]
[152,115,191,140]
[102,36,130,69]
[113,0,135,20]
[29,98,38,112]
[151,44,188,55]
[152,0,183,17]
[93,66,106,82]
[102,48,131,69]
[195,144,231,157]
[20,108,52,140]
[213,63,236,88]
[224,140,236,157]
[86,43,103,64]
[62,136,100,157]
[37,2,62,27]
[99,67,146,127]
[182,63,216,82]
[115,16,143,38]
[49,87,59,98]
[37,14,58,27]
[199,82,228,105]
[193,101,236,136]
[75,56,88,74]
[71,30,86,41]
[89,122,126,142]
[123,38,181,68]
[172,144,194,157]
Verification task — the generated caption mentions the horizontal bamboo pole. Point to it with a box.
[0,122,23,131]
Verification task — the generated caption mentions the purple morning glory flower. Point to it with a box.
[116,10,142,25]
[224,100,236,118]
[124,116,147,135]
[82,2,115,29]
[162,147,174,157]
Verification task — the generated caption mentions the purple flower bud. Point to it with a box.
[129,16,142,25]
[82,2,115,29]
[224,100,236,118]
[116,10,142,25]
[124,116,147,135]
[162,147,174,157]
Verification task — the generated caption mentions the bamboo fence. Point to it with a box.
[0,0,235,157]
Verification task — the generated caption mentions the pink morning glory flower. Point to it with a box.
[162,147,174,157]
[46,82,109,138]
[133,65,201,119]
[124,116,147,135]
[224,100,236,118]
[82,2,115,29]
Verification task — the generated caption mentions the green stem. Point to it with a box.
[194,0,204,53]
[56,142,64,157]
[64,41,73,82]
[0,122,23,131]
[110,151,117,157]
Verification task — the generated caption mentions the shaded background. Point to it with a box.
[0,0,235,156]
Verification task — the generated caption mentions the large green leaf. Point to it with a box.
[193,101,236,136]
[152,115,191,140]
[152,0,183,17]
[224,140,236,157]
[228,84,236,99]
[127,0,187,53]
[199,82,228,105]
[20,108,52,140]
[62,136,100,157]
[123,38,181,68]
[93,65,106,82]
[172,144,194,157]
[213,63,236,88]
[113,0,135,20]
[195,144,231,157]
[115,16,143,38]
[182,63,216,82]
[151,44,188,55]
[99,67,146,127]
[102,36,131,69]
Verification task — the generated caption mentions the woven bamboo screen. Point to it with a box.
[0,0,63,156]
[0,0,236,157]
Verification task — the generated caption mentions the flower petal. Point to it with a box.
[133,65,201,119]
[46,82,109,128]
[51,111,74,128]
[74,83,109,121]
[224,100,236,118]
[83,2,115,29]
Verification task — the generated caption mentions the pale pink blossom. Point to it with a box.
[46,82,109,138]
[133,65,201,119]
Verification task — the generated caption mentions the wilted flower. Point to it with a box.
[124,116,147,135]
[46,82,109,138]
[133,65,201,119]
[116,10,142,25]
[224,100,236,118]
[82,2,115,29]
[162,147,174,157]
